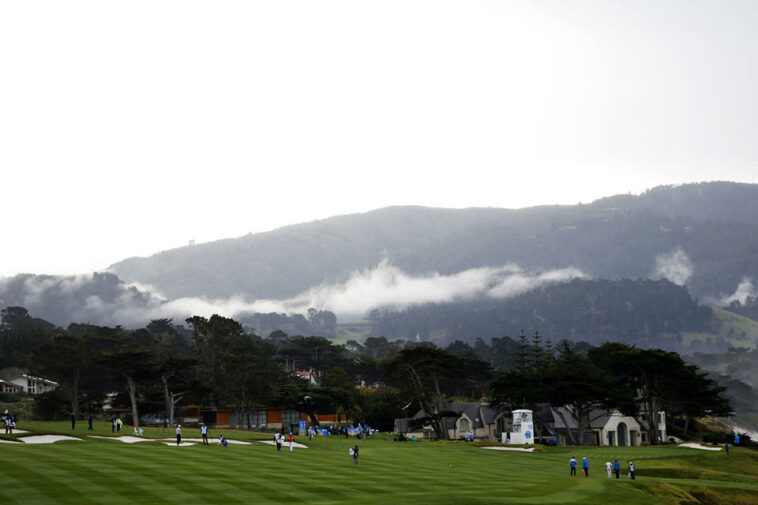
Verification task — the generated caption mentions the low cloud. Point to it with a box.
[652,248,693,286]
[1,262,589,327]
[254,260,587,319]
[715,277,755,306]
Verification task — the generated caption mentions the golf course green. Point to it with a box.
[2,422,757,504]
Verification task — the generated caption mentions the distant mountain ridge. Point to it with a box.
[109,181,758,303]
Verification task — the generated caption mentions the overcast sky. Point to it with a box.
[2,0,757,278]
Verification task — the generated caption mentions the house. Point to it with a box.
[534,405,666,446]
[4,374,58,395]
[294,369,320,386]
[394,401,508,441]
[186,405,309,430]
[394,401,667,446]
[0,379,23,393]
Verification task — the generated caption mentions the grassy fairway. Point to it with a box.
[2,422,758,505]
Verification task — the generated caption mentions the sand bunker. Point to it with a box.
[679,443,722,451]
[163,442,197,446]
[160,437,251,445]
[20,435,82,444]
[0,439,20,444]
[482,446,535,452]
[89,435,154,443]
[259,440,309,449]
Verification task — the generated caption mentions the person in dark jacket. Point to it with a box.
[352,445,359,465]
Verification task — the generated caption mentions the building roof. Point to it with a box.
[412,402,504,430]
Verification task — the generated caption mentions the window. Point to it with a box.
[281,410,300,428]
[250,410,267,429]
[459,418,469,432]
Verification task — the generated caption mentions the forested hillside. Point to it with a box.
[367,278,714,351]
[109,182,758,304]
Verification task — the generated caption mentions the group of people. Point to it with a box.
[175,423,227,447]
[274,431,296,451]
[110,416,124,432]
[569,457,635,480]
[70,414,95,431]
[463,431,475,442]
[2,409,17,434]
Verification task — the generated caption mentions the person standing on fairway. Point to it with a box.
[353,445,359,465]
[628,461,635,480]
[88,416,93,431]
[605,460,612,478]
[275,432,282,451]
[176,424,182,446]
[201,423,209,445]
[569,456,577,476]
[582,457,589,477]
[614,459,620,479]
[289,432,295,452]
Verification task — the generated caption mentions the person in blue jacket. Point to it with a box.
[200,423,209,445]
[614,459,620,479]
[569,456,577,476]
[582,457,589,477]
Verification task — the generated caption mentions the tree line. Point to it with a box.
[0,306,731,443]
[368,278,713,351]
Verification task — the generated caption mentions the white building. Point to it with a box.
[5,374,58,394]
[505,409,534,445]
[537,406,666,446]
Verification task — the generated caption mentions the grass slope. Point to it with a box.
[334,321,372,344]
[682,307,758,349]
[2,422,758,505]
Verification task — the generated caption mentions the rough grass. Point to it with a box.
[2,422,758,505]
[334,320,373,344]
[681,307,758,348]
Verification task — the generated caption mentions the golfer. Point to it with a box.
[353,445,359,465]
[289,433,295,452]
[614,459,620,479]
[176,424,182,446]
[628,461,635,480]
[201,423,209,445]
[605,460,612,478]
[582,457,589,477]
[569,456,577,476]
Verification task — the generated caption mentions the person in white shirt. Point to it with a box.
[605,461,612,478]
[176,424,182,446]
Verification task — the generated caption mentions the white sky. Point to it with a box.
[2,0,757,277]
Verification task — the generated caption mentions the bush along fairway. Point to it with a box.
[1,423,758,505]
